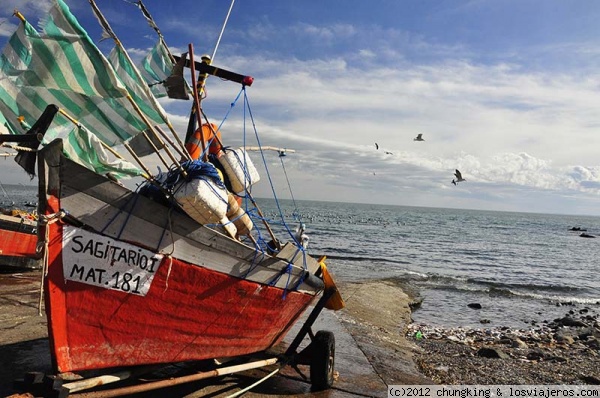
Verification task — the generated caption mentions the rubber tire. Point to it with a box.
[310,330,335,391]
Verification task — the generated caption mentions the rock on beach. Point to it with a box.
[408,307,600,385]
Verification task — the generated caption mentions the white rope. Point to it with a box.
[163,255,173,293]
[224,367,281,398]
[162,207,176,292]
[211,0,236,60]
[36,210,66,315]
[0,143,36,152]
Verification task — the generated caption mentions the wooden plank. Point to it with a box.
[276,242,320,273]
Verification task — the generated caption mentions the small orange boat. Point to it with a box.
[0,212,41,270]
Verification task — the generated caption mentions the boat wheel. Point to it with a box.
[310,330,335,391]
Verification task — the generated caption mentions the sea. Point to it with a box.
[258,197,600,330]
[3,183,599,330]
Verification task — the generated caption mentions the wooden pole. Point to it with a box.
[68,358,278,397]
[165,122,192,161]
[245,191,280,250]
[123,142,152,180]
[57,109,122,159]
[134,2,176,63]
[188,44,208,162]
[243,146,295,154]
[64,371,133,393]
[124,95,184,175]
[154,125,188,160]
[128,2,191,159]
[89,0,191,162]
[57,108,151,180]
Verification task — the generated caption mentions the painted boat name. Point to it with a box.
[62,226,163,296]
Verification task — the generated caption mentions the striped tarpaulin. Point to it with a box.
[0,0,156,147]
[141,39,173,99]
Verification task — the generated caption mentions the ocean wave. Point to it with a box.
[417,279,599,304]
[315,253,411,266]
[417,274,582,293]
[467,278,581,293]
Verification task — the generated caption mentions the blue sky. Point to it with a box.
[3,1,600,216]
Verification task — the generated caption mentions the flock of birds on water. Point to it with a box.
[375,133,465,186]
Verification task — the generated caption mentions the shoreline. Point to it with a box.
[337,277,600,386]
[335,279,433,386]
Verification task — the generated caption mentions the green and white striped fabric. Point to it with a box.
[0,0,150,146]
[0,111,15,135]
[141,39,173,98]
[59,125,143,178]
[91,0,171,128]
[109,45,165,125]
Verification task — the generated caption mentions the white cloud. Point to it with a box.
[179,44,600,215]
[0,0,52,37]
[291,22,357,43]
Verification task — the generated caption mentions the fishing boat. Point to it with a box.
[1,0,344,394]
[0,210,40,270]
[0,154,41,271]
[37,136,333,371]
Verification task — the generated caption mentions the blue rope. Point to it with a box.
[278,154,300,217]
[156,210,169,251]
[221,88,244,127]
[242,89,303,247]
[115,193,140,240]
[181,88,309,290]
[267,263,293,300]
[282,264,293,300]
[100,185,141,238]
[206,87,308,267]
[197,88,245,161]
[241,242,263,279]
[292,270,306,291]
[180,160,226,189]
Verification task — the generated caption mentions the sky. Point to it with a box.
[2,1,600,216]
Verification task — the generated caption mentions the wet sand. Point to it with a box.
[0,272,430,397]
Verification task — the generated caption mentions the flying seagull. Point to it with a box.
[414,133,424,141]
[384,151,393,155]
[375,143,379,150]
[453,169,466,184]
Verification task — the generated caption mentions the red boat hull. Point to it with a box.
[45,219,315,372]
[0,228,37,257]
[0,215,40,269]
